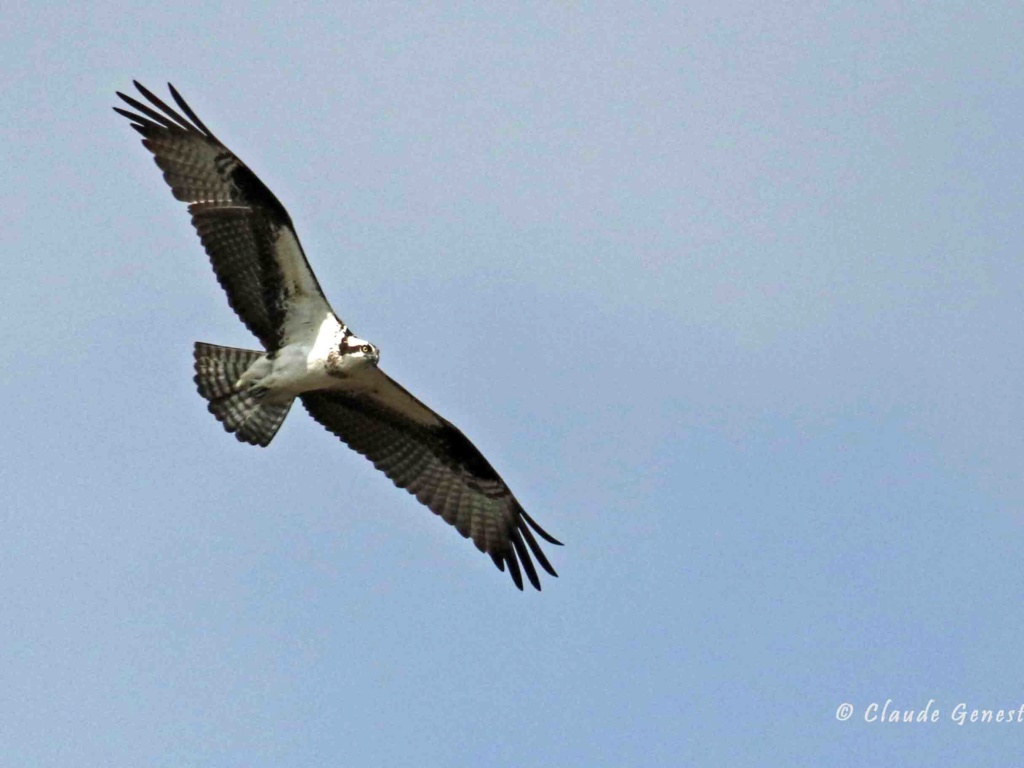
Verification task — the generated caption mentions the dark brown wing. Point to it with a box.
[301,370,561,591]
[114,81,333,350]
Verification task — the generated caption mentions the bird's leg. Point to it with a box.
[234,355,275,399]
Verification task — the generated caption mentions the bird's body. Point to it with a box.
[235,317,374,404]
[115,81,560,590]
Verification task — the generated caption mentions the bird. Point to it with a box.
[114,81,561,590]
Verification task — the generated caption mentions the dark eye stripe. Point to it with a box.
[339,339,375,355]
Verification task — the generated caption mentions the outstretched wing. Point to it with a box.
[114,81,333,351]
[301,371,562,591]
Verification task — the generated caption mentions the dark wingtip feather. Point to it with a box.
[112,106,152,133]
[115,91,180,131]
[517,519,559,578]
[509,528,541,590]
[131,81,199,133]
[168,82,218,140]
[505,551,525,591]
[520,508,563,546]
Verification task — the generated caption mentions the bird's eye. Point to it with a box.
[361,345,372,354]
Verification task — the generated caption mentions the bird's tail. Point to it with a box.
[192,342,293,447]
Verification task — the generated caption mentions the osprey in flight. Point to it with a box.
[114,81,560,590]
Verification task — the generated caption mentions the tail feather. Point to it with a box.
[193,343,262,399]
[193,342,293,447]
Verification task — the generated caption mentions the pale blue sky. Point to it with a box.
[3,2,1024,765]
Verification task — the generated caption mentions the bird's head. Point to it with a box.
[339,333,380,366]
